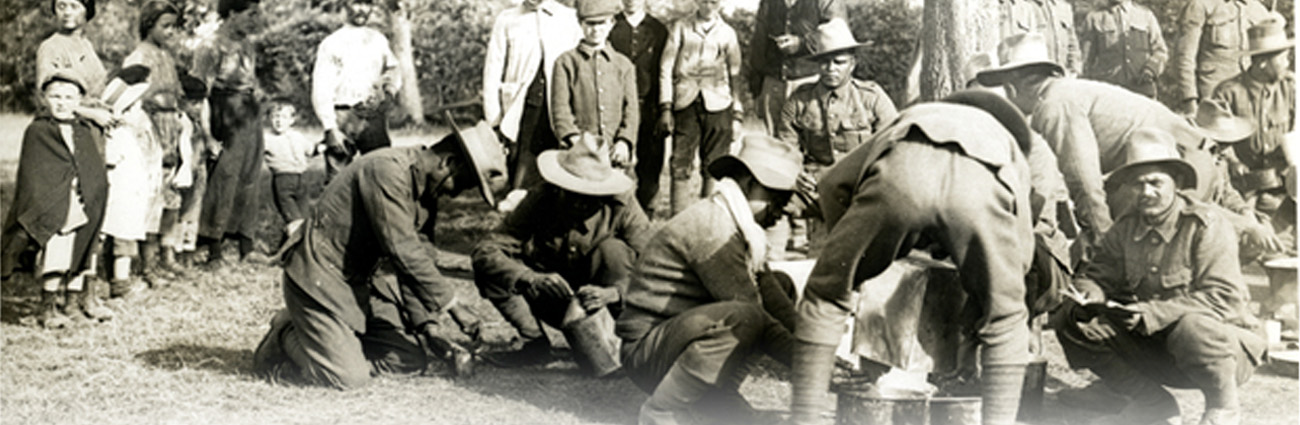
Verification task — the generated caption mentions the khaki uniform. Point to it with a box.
[1032,0,1083,75]
[1080,2,1168,97]
[1211,71,1295,193]
[1169,0,1272,103]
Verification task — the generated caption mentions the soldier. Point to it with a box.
[1210,17,1294,207]
[789,91,1036,425]
[749,0,846,135]
[471,137,652,370]
[250,122,505,389]
[1031,0,1082,76]
[1079,0,1167,98]
[1053,130,1266,425]
[777,19,897,256]
[1168,0,1271,115]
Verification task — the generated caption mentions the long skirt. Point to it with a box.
[200,90,263,240]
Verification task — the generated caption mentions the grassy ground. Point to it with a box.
[1,113,1296,424]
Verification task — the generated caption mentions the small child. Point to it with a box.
[262,99,321,236]
[550,0,638,169]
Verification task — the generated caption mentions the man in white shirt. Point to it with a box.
[312,0,401,177]
[483,0,581,197]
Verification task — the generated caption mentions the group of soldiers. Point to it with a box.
[6,0,1290,424]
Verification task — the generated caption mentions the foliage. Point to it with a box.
[410,0,495,124]
[848,0,923,105]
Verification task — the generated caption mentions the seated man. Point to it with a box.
[618,134,801,424]
[1054,128,1267,425]
[472,134,652,370]
[251,121,507,390]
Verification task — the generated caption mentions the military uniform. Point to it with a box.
[1211,71,1295,193]
[1056,195,1266,421]
[1032,0,1082,75]
[1080,1,1168,98]
[1169,0,1272,105]
[748,0,846,134]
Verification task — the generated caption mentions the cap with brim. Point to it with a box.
[975,32,1065,87]
[576,0,620,20]
[41,70,88,95]
[1105,128,1198,192]
[446,112,508,207]
[1194,100,1254,143]
[707,133,802,191]
[1244,15,1294,57]
[537,134,634,196]
[801,18,870,61]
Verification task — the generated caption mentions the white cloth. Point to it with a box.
[482,0,581,141]
[263,129,317,174]
[711,178,767,274]
[311,25,401,130]
[101,105,163,241]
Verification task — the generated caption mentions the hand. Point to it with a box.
[207,140,224,159]
[611,141,631,167]
[774,34,801,55]
[1244,221,1285,253]
[796,171,818,195]
[1112,304,1143,331]
[1076,317,1117,342]
[655,109,673,139]
[1230,162,1251,179]
[576,286,619,312]
[324,128,353,157]
[519,272,572,300]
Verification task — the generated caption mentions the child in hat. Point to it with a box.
[550,0,638,170]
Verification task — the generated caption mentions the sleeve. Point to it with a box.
[777,92,802,151]
[726,29,744,114]
[1144,10,1169,78]
[1170,0,1206,102]
[1135,212,1247,333]
[659,23,680,108]
[617,60,639,148]
[483,14,508,127]
[381,36,402,94]
[687,234,761,303]
[1027,132,1068,228]
[357,161,455,314]
[35,41,58,93]
[747,1,770,97]
[1072,219,1127,301]
[871,88,899,128]
[311,39,340,131]
[550,53,580,142]
[1032,100,1113,249]
[471,190,544,293]
[1064,5,1083,75]
[1078,16,1095,75]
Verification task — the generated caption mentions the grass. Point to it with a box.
[1,113,1297,424]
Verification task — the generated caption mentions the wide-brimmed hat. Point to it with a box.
[940,89,1033,153]
[802,19,870,61]
[51,0,96,20]
[537,135,634,196]
[100,64,151,115]
[1105,129,1198,191]
[446,113,509,207]
[576,0,619,20]
[1245,14,1294,57]
[1194,100,1254,143]
[962,52,998,87]
[976,32,1066,87]
[707,133,802,191]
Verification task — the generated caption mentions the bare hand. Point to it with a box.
[1077,317,1118,342]
[796,171,818,195]
[655,110,673,139]
[522,272,572,300]
[611,141,632,167]
[1244,221,1285,253]
[774,34,801,55]
[324,128,353,157]
[576,286,618,312]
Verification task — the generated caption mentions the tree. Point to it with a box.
[389,0,423,125]
[915,0,1000,101]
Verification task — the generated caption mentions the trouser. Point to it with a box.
[634,99,667,213]
[475,238,635,342]
[268,276,427,390]
[670,99,732,215]
[325,107,393,180]
[272,173,306,224]
[755,75,817,136]
[201,90,264,241]
[623,301,795,393]
[1055,311,1264,407]
[797,141,1032,367]
[511,77,560,191]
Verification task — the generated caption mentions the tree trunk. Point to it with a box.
[391,2,425,125]
[915,0,1000,101]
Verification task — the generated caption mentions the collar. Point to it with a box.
[622,10,646,26]
[577,42,611,60]
[1132,195,1185,243]
[525,1,556,15]
[690,15,720,34]
[820,80,856,103]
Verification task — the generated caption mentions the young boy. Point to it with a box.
[659,0,743,215]
[263,99,321,236]
[550,0,638,169]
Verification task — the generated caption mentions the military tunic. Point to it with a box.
[778,79,898,166]
[1080,1,1168,97]
[1169,0,1272,104]
[1211,71,1294,189]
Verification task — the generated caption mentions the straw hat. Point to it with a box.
[707,133,802,191]
[1194,100,1255,143]
[1105,129,1198,191]
[537,135,635,196]
[802,19,870,61]
[1245,15,1294,57]
[976,32,1065,87]
[446,113,509,207]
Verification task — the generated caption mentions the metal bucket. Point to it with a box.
[836,392,980,425]
[561,301,622,377]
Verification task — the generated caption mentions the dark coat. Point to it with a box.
[2,115,109,277]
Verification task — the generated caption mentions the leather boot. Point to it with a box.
[39,290,72,329]
[481,296,552,368]
[670,179,695,216]
[640,361,713,425]
[140,240,172,287]
[75,280,115,322]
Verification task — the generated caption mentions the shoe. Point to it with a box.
[66,289,114,322]
[425,335,476,378]
[1199,408,1240,425]
[39,291,72,329]
[109,277,147,298]
[481,338,554,368]
[142,269,172,288]
[252,310,293,377]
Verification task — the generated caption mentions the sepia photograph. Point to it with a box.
[0,0,1296,423]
